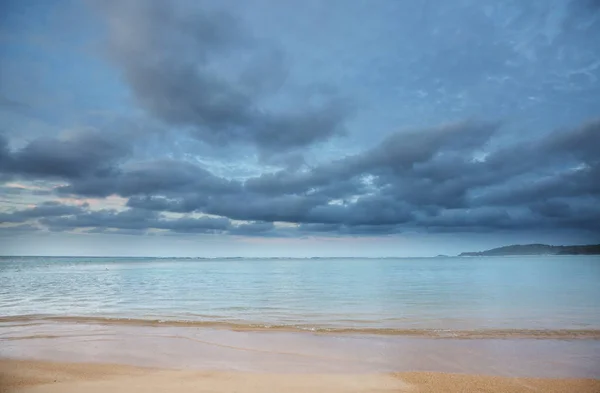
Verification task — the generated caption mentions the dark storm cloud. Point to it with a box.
[57,159,240,198]
[2,118,599,235]
[96,0,350,153]
[39,207,232,234]
[204,193,328,224]
[473,165,599,208]
[126,119,598,233]
[39,208,158,232]
[543,120,600,163]
[0,130,129,180]
[0,202,87,223]
[0,130,237,198]
[245,120,498,195]
[243,120,500,213]
[0,134,10,166]
[472,120,600,207]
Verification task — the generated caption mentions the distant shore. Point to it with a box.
[459,243,600,257]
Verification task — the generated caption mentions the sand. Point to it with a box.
[398,372,600,393]
[1,359,599,393]
[2,320,600,392]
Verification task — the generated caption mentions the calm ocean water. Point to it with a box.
[1,255,599,331]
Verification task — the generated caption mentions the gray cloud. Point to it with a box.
[0,130,129,181]
[83,227,153,236]
[39,207,232,234]
[0,113,600,233]
[96,0,350,153]
[0,202,87,224]
[1,115,599,236]
[0,134,11,168]
[7,116,600,234]
[39,208,159,232]
[157,216,232,234]
[58,159,240,198]
[2,0,600,250]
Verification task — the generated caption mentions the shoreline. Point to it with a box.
[2,319,600,378]
[3,317,600,391]
[2,359,600,393]
[2,315,599,339]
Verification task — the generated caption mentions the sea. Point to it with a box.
[1,255,600,333]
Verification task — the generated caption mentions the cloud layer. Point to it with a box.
[1,0,599,249]
[1,119,598,236]
[98,0,351,153]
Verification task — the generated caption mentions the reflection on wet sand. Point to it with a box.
[1,319,600,378]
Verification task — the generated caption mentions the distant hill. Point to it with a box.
[459,244,600,257]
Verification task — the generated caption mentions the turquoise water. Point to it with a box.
[1,255,599,331]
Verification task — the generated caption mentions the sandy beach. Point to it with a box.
[2,359,600,393]
[1,319,600,392]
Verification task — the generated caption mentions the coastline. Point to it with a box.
[2,359,600,393]
[2,318,600,376]
[2,315,599,339]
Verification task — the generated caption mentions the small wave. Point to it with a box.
[1,315,599,339]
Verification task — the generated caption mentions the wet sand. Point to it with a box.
[1,319,600,392]
[2,359,600,393]
[3,320,600,377]
[2,315,599,339]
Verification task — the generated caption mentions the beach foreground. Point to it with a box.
[2,359,600,393]
[2,319,600,392]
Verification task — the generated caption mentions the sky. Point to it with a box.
[0,0,599,257]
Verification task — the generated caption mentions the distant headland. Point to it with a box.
[459,244,600,257]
